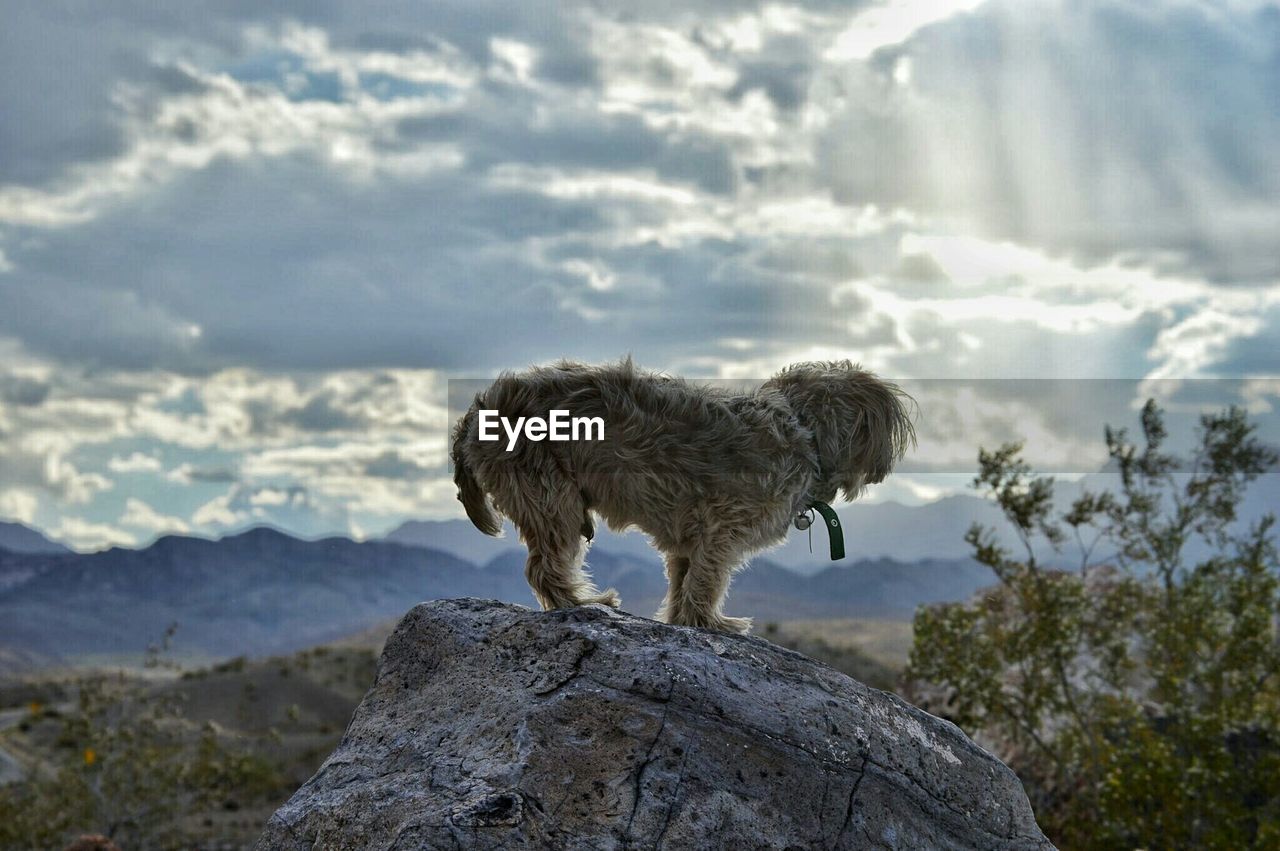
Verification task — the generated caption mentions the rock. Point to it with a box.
[257,599,1054,850]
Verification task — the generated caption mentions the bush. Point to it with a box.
[0,641,280,849]
[908,400,1280,849]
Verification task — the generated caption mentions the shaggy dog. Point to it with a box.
[450,359,914,633]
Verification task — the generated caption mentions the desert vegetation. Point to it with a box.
[909,401,1280,849]
[0,635,378,850]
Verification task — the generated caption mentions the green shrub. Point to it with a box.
[909,401,1280,849]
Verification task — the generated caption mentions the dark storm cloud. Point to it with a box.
[363,450,433,480]
[3,155,617,371]
[728,61,811,111]
[4,143,877,375]
[0,3,128,185]
[0,271,204,371]
[0,374,51,407]
[183,467,239,484]
[281,393,367,433]
[0,1,251,185]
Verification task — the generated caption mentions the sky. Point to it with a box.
[1,0,1278,550]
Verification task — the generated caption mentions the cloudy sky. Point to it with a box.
[1,0,1278,550]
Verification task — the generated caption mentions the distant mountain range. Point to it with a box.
[2,463,1274,669]
[10,456,1276,569]
[0,525,991,667]
[0,528,474,661]
[383,493,1014,576]
[0,521,70,556]
[5,491,1017,568]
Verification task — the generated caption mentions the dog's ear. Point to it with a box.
[765,362,915,499]
[838,370,916,496]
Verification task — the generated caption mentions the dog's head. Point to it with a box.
[763,361,916,501]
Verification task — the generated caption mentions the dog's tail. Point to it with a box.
[451,403,503,537]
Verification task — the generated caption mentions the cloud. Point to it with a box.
[0,356,461,537]
[238,438,448,518]
[49,516,137,552]
[825,0,987,61]
[0,9,852,374]
[0,21,468,228]
[363,450,432,480]
[279,391,367,433]
[820,0,1280,283]
[1,1,1278,542]
[192,483,341,536]
[108,452,163,474]
[0,373,51,407]
[0,489,39,525]
[165,463,238,485]
[120,497,190,536]
[4,1,1274,383]
[192,491,242,528]
[0,444,113,506]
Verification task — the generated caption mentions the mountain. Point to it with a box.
[385,496,1014,576]
[0,527,485,661]
[0,547,68,594]
[470,548,990,623]
[384,517,660,564]
[0,525,991,667]
[0,521,69,555]
[384,518,520,564]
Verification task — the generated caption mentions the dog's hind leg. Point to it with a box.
[517,496,620,612]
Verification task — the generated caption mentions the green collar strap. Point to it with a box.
[795,500,845,561]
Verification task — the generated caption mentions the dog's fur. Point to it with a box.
[450,359,914,633]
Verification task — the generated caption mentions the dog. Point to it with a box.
[450,359,914,633]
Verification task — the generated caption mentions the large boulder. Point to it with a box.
[257,599,1053,850]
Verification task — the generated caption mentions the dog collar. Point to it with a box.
[793,500,845,560]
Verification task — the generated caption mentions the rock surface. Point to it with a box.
[257,599,1054,850]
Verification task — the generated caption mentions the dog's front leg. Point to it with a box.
[661,545,751,634]
[655,554,689,625]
